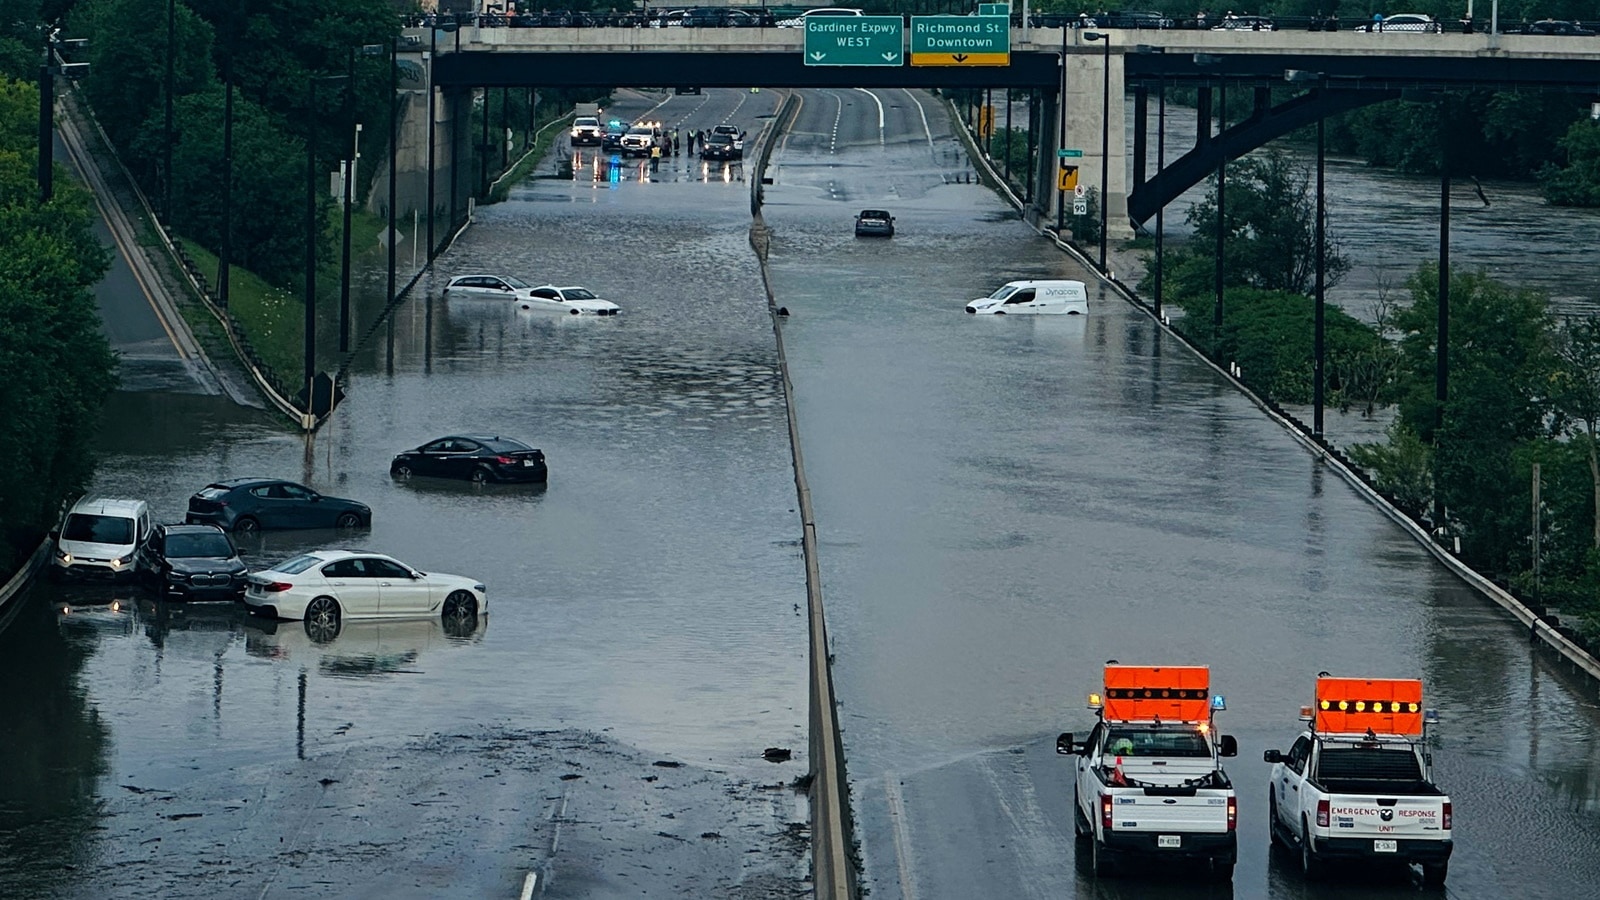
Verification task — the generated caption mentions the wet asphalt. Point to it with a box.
[4,85,1600,899]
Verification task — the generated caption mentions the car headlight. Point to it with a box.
[55,548,71,562]
[113,554,133,567]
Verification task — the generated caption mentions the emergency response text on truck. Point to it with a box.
[1263,676,1453,886]
[1056,664,1239,881]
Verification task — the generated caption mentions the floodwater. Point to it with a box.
[4,83,1600,898]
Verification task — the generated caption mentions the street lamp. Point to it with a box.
[1083,31,1111,271]
[37,25,88,204]
[340,44,386,355]
[1287,69,1327,437]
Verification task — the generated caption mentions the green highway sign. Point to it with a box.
[1059,148,1084,158]
[910,15,1010,66]
[804,15,904,66]
[978,3,1010,14]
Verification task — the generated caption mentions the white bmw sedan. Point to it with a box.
[519,285,621,316]
[244,550,486,629]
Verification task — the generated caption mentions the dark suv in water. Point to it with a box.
[139,524,248,601]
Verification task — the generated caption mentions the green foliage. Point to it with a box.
[1163,150,1350,299]
[1540,119,1600,207]
[1391,265,1558,571]
[1331,92,1584,181]
[167,87,319,287]
[1347,420,1434,520]
[0,76,117,553]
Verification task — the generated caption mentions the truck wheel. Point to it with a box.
[1268,794,1285,848]
[1421,860,1448,886]
[1299,818,1324,880]
[1091,838,1116,877]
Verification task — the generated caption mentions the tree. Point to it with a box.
[1161,149,1350,299]
[1391,265,1559,570]
[1552,316,1600,550]
[1347,421,1434,520]
[1540,119,1600,207]
[0,77,116,560]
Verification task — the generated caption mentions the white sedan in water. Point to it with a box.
[518,285,621,316]
[244,550,486,629]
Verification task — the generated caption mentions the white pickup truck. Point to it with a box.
[1263,676,1453,886]
[1056,665,1239,881]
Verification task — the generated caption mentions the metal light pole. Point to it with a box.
[388,40,399,313]
[340,52,356,354]
[1313,81,1326,437]
[1154,73,1165,319]
[426,25,437,260]
[1213,81,1227,340]
[220,58,233,307]
[306,77,320,411]
[37,33,54,204]
[1056,24,1067,233]
[1084,31,1111,271]
[164,0,175,219]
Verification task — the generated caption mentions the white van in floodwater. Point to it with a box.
[965,280,1088,315]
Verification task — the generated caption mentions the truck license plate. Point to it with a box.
[1374,840,1398,853]
[1157,835,1182,848]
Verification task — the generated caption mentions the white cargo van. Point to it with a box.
[965,280,1088,315]
[52,497,152,582]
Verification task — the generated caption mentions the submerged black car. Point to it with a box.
[391,435,549,484]
[186,478,372,534]
[854,209,895,237]
[138,524,248,600]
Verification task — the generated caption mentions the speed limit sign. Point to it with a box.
[1073,197,1088,215]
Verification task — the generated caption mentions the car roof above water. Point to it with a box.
[67,497,147,516]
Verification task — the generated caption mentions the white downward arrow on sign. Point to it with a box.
[809,51,826,60]
[882,52,898,61]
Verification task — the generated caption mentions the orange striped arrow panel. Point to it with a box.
[1314,677,1424,736]
[1102,665,1211,723]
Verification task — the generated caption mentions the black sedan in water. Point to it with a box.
[390,435,549,484]
[186,478,373,534]
[138,524,248,600]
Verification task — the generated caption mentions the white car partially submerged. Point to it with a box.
[244,550,486,629]
[965,279,1088,315]
[519,285,621,316]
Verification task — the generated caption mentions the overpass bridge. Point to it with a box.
[392,24,1600,242]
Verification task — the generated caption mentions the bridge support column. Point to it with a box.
[1034,85,1059,225]
[1063,48,1131,243]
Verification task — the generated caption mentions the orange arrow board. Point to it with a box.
[1102,665,1212,723]
[1313,677,1424,736]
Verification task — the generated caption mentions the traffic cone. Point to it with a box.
[1111,755,1127,786]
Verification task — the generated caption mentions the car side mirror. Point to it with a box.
[1055,732,1076,755]
[1263,749,1283,764]
[49,529,59,541]
[1219,735,1238,757]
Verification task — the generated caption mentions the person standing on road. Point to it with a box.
[650,143,661,171]
[687,129,696,154]
[673,128,681,155]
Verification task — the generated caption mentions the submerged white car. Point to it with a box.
[244,550,486,628]
[443,274,537,300]
[519,285,621,316]
[965,280,1088,315]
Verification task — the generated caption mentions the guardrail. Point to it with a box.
[954,95,1600,690]
[747,91,859,900]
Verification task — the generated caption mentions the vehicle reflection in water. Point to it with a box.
[699,160,740,183]
[52,592,137,639]
[244,614,487,679]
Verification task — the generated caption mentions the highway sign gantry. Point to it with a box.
[910,15,1010,66]
[804,16,904,66]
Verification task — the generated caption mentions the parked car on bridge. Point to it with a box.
[1357,12,1442,32]
[854,209,895,237]
[391,435,549,484]
[1523,18,1596,34]
[138,524,247,601]
[185,479,371,534]
[243,550,486,628]
[1211,13,1277,30]
[776,7,864,27]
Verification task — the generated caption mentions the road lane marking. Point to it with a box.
[854,88,886,146]
[902,88,936,153]
[885,774,921,900]
[978,753,1073,899]
[518,871,538,899]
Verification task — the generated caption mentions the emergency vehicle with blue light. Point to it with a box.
[1057,664,1239,880]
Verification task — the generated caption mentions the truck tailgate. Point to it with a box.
[1111,792,1231,833]
[1328,794,1449,838]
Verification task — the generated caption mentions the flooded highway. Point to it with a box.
[3,82,1600,899]
[761,89,1600,898]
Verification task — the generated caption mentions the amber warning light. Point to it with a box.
[1313,677,1425,736]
